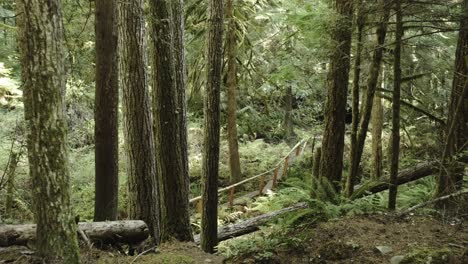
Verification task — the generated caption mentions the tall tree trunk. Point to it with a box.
[226,0,242,184]
[16,0,80,261]
[94,0,119,221]
[148,0,193,242]
[319,0,353,192]
[436,0,468,197]
[371,78,384,181]
[201,0,224,253]
[388,0,403,210]
[347,0,390,197]
[283,85,295,144]
[118,0,160,243]
[172,0,191,204]
[346,0,365,196]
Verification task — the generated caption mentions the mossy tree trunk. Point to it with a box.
[347,0,390,197]
[388,0,403,210]
[436,0,468,197]
[148,0,193,242]
[94,0,119,221]
[118,0,160,243]
[319,0,353,192]
[226,0,242,184]
[201,0,224,253]
[5,151,19,218]
[16,0,80,261]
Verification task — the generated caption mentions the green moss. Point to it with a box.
[401,247,454,264]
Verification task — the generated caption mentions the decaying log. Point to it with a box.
[0,220,148,247]
[194,202,308,244]
[351,161,439,199]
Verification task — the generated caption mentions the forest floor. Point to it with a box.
[226,213,468,264]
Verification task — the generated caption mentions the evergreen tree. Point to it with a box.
[16,0,80,261]
[94,0,119,221]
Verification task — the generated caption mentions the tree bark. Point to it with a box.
[94,0,119,221]
[201,0,224,253]
[312,147,322,178]
[148,0,193,242]
[118,0,160,243]
[347,0,365,196]
[319,0,353,192]
[371,93,384,180]
[389,0,403,210]
[0,221,149,247]
[347,0,391,197]
[5,152,19,218]
[16,0,80,261]
[226,0,242,184]
[283,85,295,144]
[436,0,468,197]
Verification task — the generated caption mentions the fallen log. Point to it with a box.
[398,189,468,216]
[351,161,440,199]
[0,220,148,247]
[193,202,308,244]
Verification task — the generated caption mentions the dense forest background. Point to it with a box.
[0,0,467,263]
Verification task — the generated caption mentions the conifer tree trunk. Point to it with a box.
[347,0,390,196]
[16,0,80,261]
[319,0,353,192]
[201,0,224,253]
[148,0,193,242]
[436,0,468,197]
[226,0,242,184]
[371,93,384,180]
[94,0,119,221]
[118,0,160,242]
[283,85,295,144]
[388,0,403,210]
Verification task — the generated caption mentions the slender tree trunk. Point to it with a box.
[148,0,193,242]
[201,0,224,253]
[5,152,18,218]
[94,0,119,221]
[388,0,403,210]
[371,92,384,180]
[319,0,354,192]
[346,0,365,196]
[312,147,322,178]
[283,85,295,144]
[226,0,242,184]
[347,0,390,196]
[118,0,160,243]
[436,0,468,197]
[16,0,80,261]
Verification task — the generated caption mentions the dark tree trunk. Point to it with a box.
[5,151,19,218]
[201,0,224,253]
[16,0,80,261]
[436,0,468,197]
[346,0,365,196]
[94,0,119,221]
[388,0,403,210]
[226,0,242,184]
[371,93,384,180]
[148,0,193,242]
[283,85,295,144]
[118,0,160,243]
[319,0,353,192]
[347,0,390,196]
[312,147,322,178]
